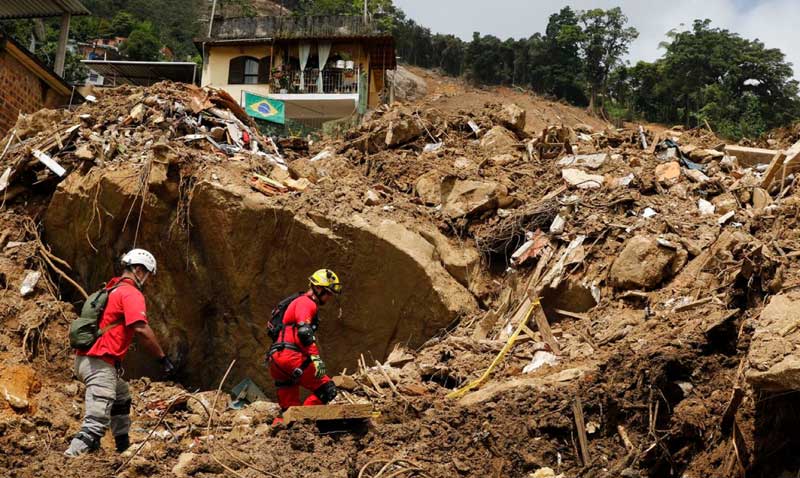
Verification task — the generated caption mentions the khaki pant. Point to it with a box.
[74,355,131,440]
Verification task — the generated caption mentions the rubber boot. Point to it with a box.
[115,434,130,453]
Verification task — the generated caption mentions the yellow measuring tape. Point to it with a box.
[447,299,541,400]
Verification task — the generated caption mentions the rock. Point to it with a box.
[420,227,480,286]
[441,177,509,218]
[698,199,716,216]
[364,189,381,206]
[684,168,709,183]
[531,467,556,478]
[284,177,312,192]
[557,152,608,170]
[385,345,415,368]
[549,214,565,235]
[562,168,604,189]
[752,187,771,211]
[720,155,738,172]
[655,161,681,185]
[209,126,226,142]
[711,192,738,215]
[415,170,441,205]
[385,116,422,147]
[187,390,228,416]
[0,365,39,412]
[609,235,687,290]
[385,66,428,102]
[129,103,146,123]
[494,103,526,133]
[74,145,94,160]
[333,375,358,391]
[480,126,518,152]
[288,158,319,183]
[248,400,281,420]
[490,153,517,166]
[689,148,724,163]
[453,157,475,170]
[746,291,800,391]
[63,382,79,396]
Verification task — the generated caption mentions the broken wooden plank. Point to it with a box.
[761,151,787,190]
[534,308,561,354]
[31,150,66,177]
[573,398,591,466]
[554,308,590,321]
[720,386,745,434]
[617,425,635,453]
[282,403,373,423]
[724,144,778,167]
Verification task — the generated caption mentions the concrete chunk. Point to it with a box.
[557,153,608,170]
[724,145,778,167]
[562,168,604,189]
[746,291,800,391]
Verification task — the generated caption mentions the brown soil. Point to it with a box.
[0,69,798,478]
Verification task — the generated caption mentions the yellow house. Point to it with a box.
[196,15,396,128]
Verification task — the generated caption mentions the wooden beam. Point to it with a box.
[573,398,591,466]
[282,403,373,423]
[534,308,560,354]
[54,13,71,77]
[760,151,786,190]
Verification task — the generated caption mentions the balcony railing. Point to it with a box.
[271,68,359,95]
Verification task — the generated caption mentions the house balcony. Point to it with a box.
[270,67,360,99]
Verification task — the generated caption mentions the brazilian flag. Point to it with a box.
[244,92,285,124]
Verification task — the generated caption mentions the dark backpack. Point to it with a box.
[69,282,126,350]
[267,292,302,342]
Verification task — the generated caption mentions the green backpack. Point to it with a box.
[69,282,126,350]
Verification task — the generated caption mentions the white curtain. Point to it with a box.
[317,42,332,93]
[299,43,311,91]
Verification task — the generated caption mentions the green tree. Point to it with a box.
[578,7,638,114]
[122,21,161,61]
[529,7,586,104]
[111,11,137,37]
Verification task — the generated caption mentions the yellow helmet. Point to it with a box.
[309,269,342,294]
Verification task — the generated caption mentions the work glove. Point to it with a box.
[310,355,326,379]
[159,355,176,377]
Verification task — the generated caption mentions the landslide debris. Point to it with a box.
[0,71,799,478]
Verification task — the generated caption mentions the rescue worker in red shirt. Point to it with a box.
[64,249,175,458]
[268,269,341,412]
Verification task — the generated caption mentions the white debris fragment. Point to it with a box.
[19,271,41,297]
[698,199,716,216]
[523,350,559,373]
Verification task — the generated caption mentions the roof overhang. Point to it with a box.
[0,0,90,20]
[0,32,77,97]
[82,60,199,86]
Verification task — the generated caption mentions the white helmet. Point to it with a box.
[121,248,157,275]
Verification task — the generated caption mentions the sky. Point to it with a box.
[393,0,800,79]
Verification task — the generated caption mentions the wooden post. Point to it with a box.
[573,398,591,466]
[54,13,71,77]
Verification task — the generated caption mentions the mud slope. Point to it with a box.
[43,164,476,390]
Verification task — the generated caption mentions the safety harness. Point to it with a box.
[267,294,319,387]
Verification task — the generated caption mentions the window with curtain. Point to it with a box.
[228,56,259,84]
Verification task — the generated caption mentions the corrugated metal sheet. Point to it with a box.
[0,0,90,19]
[82,61,198,86]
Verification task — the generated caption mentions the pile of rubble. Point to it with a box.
[1,78,800,478]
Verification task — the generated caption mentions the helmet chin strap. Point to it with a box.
[133,269,149,289]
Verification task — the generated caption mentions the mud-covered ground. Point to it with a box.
[1,69,800,478]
